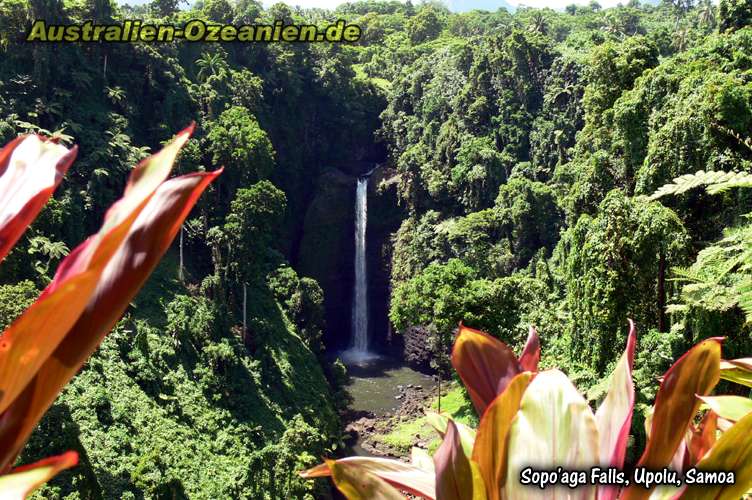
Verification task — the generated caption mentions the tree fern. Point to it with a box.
[650,170,752,200]
[670,223,752,323]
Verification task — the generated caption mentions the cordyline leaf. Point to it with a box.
[698,395,752,422]
[472,372,532,500]
[0,168,221,469]
[411,447,435,474]
[504,370,599,500]
[301,456,435,499]
[0,135,77,264]
[425,412,477,457]
[435,420,486,500]
[0,126,193,422]
[682,411,752,500]
[324,458,404,500]
[518,327,540,372]
[451,324,521,415]
[0,451,77,500]
[688,410,717,464]
[719,358,752,388]
[621,337,722,500]
[596,320,637,500]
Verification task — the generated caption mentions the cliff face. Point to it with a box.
[297,168,356,351]
[366,164,405,354]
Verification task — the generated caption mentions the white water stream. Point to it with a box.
[342,174,377,364]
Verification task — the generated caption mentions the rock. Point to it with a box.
[401,325,435,371]
[395,394,403,400]
[366,164,406,352]
[297,168,356,351]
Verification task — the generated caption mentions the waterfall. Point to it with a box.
[342,174,375,364]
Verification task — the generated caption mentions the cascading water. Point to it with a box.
[342,174,376,364]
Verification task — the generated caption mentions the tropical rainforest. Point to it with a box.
[0,0,751,498]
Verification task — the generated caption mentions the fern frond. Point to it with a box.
[736,278,752,323]
[649,170,745,200]
[706,172,752,194]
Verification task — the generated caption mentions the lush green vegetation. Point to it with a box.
[1,0,751,497]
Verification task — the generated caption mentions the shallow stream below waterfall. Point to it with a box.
[342,356,436,456]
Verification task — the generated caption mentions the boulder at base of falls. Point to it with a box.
[401,325,434,372]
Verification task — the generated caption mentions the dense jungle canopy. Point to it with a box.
[0,0,751,497]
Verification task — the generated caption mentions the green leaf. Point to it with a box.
[720,358,752,388]
[698,395,752,422]
[504,370,599,500]
[682,411,752,500]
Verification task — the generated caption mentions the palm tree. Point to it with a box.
[195,52,224,82]
[603,16,624,38]
[528,12,549,35]
[698,0,716,29]
[674,27,690,51]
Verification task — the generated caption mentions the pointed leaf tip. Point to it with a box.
[622,336,722,500]
[0,451,78,500]
[451,324,521,415]
[519,326,540,372]
[0,143,218,470]
[303,457,434,500]
[0,135,76,263]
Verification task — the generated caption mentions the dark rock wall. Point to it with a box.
[366,165,406,354]
[297,168,356,351]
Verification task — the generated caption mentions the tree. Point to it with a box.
[495,178,563,268]
[406,6,444,43]
[223,180,287,283]
[697,0,716,29]
[205,106,275,206]
[195,52,227,83]
[390,259,547,370]
[202,0,233,23]
[528,12,549,35]
[557,190,689,373]
[719,0,752,32]
[233,0,261,24]
[150,0,182,17]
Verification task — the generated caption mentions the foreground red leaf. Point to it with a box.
[434,420,483,500]
[0,126,193,421]
[451,324,522,415]
[0,144,221,469]
[518,326,540,372]
[301,456,435,499]
[0,451,77,500]
[472,372,532,500]
[0,135,77,263]
[622,337,722,500]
